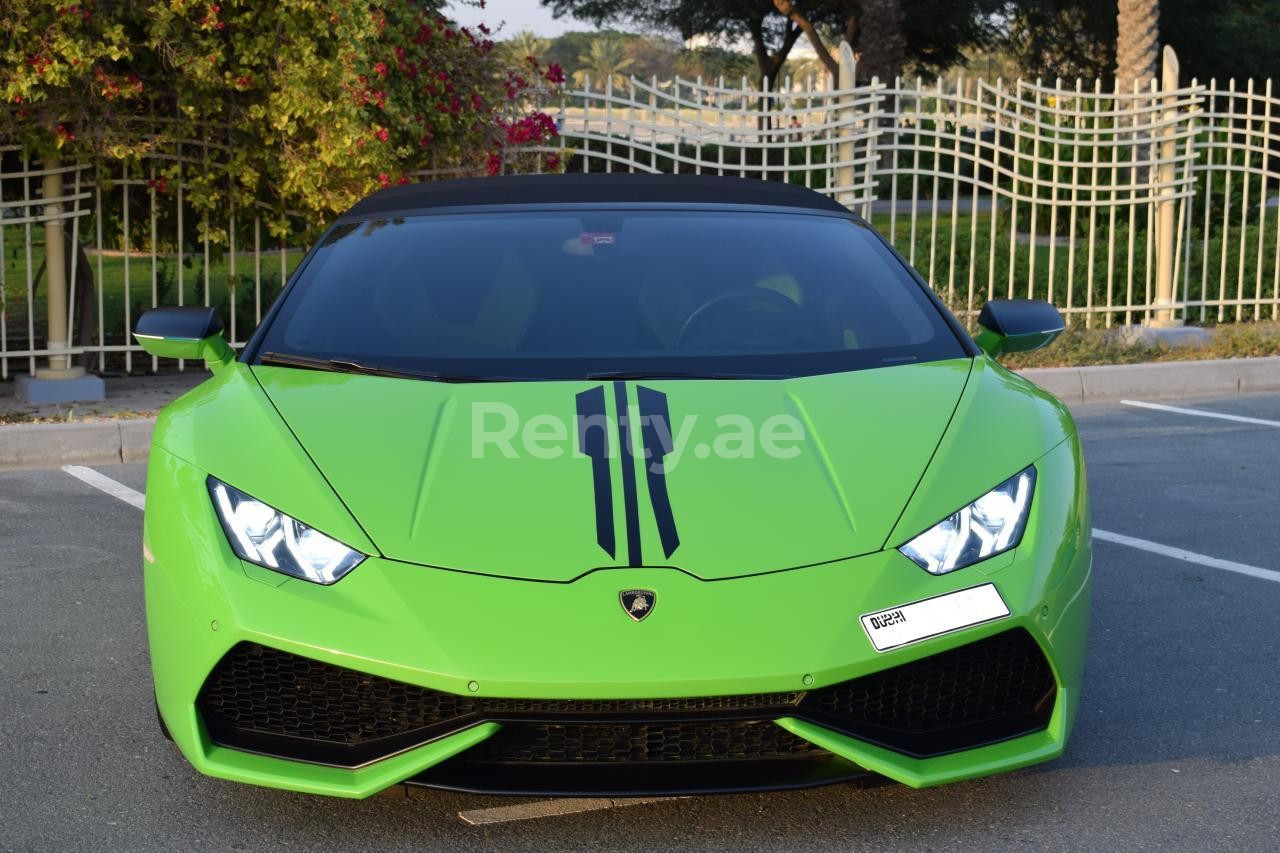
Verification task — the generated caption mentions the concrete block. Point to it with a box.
[15,373,106,404]
[1117,325,1213,348]
[0,421,122,469]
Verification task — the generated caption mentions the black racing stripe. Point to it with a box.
[613,381,643,567]
[575,386,615,558]
[637,386,681,559]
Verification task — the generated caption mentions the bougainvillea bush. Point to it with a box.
[0,0,564,235]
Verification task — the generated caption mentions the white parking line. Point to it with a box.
[1120,399,1280,428]
[62,465,145,510]
[1093,528,1280,584]
[458,797,676,826]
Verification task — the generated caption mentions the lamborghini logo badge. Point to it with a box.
[619,589,656,622]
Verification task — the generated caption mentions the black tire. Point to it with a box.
[155,698,173,742]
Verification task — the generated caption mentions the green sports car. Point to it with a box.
[135,174,1090,798]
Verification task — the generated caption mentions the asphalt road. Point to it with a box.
[3,394,1279,851]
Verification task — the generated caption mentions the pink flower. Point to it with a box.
[486,153,502,176]
[544,63,565,85]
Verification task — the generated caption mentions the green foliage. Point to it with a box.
[0,1,141,156]
[1004,0,1280,83]
[542,0,1002,85]
[1,0,562,237]
[1001,321,1280,368]
[571,36,635,91]
[500,30,552,65]
[520,30,756,86]
[677,45,758,83]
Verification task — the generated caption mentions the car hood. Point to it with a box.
[253,358,973,581]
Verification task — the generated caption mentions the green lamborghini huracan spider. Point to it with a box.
[136,174,1090,798]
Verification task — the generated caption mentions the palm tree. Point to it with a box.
[1115,0,1159,92]
[571,37,635,93]
[506,29,550,64]
[786,56,829,89]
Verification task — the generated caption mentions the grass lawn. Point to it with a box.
[2,242,305,354]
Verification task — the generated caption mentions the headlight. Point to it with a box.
[208,477,364,584]
[899,467,1035,575]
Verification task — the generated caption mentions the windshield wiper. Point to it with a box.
[260,354,788,383]
[585,370,789,381]
[260,352,511,383]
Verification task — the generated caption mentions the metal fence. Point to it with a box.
[0,145,303,379]
[532,44,1280,327]
[3,45,1279,377]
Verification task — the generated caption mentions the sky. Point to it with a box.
[446,0,619,38]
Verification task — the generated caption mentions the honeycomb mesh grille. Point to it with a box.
[197,628,1055,766]
[477,694,801,715]
[470,721,827,763]
[198,643,476,745]
[803,628,1055,734]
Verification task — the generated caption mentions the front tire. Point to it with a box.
[155,697,173,742]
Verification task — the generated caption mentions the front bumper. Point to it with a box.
[145,437,1091,798]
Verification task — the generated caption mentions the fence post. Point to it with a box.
[836,42,856,210]
[15,157,102,403]
[1150,46,1182,327]
[40,159,78,376]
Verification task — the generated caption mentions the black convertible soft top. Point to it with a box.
[343,173,851,218]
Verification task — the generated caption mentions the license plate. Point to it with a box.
[860,583,1011,652]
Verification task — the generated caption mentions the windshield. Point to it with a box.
[254,209,967,380]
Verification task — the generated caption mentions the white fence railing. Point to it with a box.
[530,45,1280,327]
[3,47,1279,377]
[0,145,305,379]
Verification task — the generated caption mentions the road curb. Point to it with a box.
[1017,356,1280,403]
[1,357,1277,469]
[0,418,155,470]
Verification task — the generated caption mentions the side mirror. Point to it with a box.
[974,299,1065,357]
[133,306,234,372]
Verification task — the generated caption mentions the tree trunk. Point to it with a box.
[26,240,98,370]
[72,242,96,368]
[1116,0,1160,187]
[772,0,839,79]
[857,0,906,83]
[1116,0,1159,92]
[746,18,802,132]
